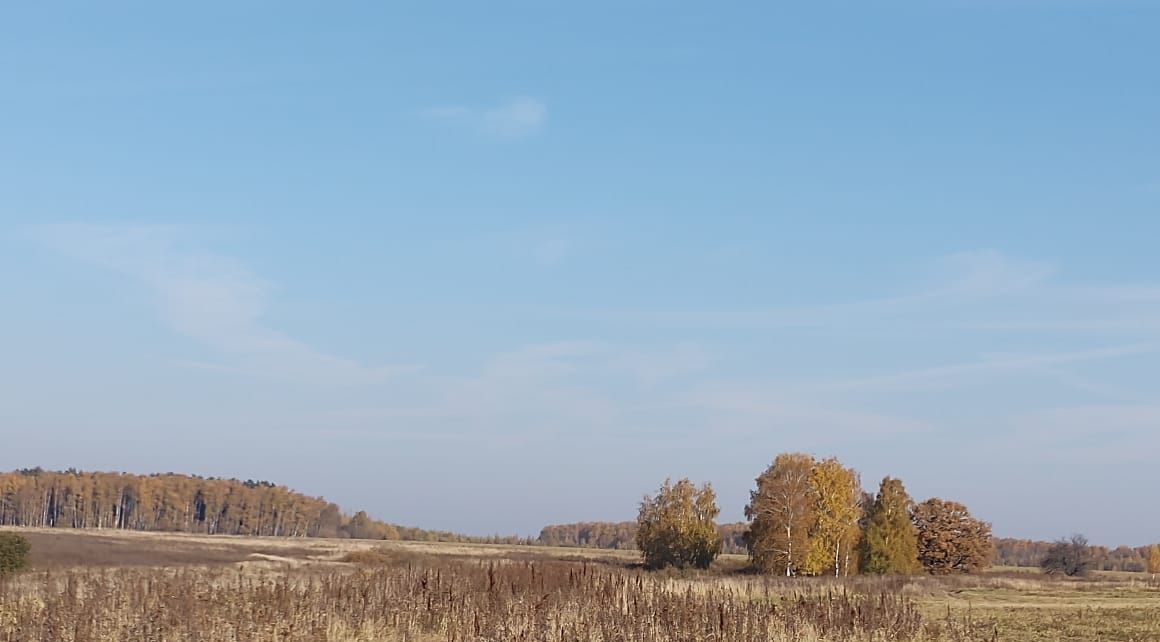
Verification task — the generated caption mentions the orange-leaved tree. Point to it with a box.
[745,453,816,576]
[912,498,993,574]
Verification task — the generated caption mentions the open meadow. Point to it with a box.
[2,527,1158,642]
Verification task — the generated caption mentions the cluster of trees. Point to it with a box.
[0,469,515,544]
[995,537,1160,573]
[635,453,994,575]
[746,455,865,576]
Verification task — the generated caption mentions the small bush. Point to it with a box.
[0,533,30,576]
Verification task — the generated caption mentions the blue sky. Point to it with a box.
[2,2,1158,545]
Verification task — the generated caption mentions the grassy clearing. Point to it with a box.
[1,527,1157,641]
[925,583,1160,642]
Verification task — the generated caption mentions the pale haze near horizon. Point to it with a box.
[2,3,1158,546]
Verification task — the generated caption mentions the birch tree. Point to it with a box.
[802,458,863,576]
[745,453,816,576]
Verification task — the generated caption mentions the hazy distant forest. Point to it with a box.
[0,463,1153,574]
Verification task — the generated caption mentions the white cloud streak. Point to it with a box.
[528,249,1160,338]
[421,97,547,140]
[34,224,412,384]
[800,343,1159,394]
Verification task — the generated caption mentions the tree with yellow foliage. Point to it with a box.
[1148,544,1160,580]
[636,478,722,570]
[801,458,863,577]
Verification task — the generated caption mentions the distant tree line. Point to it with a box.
[995,537,1158,573]
[537,522,637,550]
[535,524,1157,575]
[536,521,748,554]
[0,468,528,544]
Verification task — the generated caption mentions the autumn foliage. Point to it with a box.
[911,499,993,575]
[742,455,992,577]
[745,453,818,576]
[802,458,863,577]
[0,468,515,544]
[635,478,722,569]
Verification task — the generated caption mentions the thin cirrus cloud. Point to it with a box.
[421,97,547,140]
[32,223,413,385]
[526,249,1160,337]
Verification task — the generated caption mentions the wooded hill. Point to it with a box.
[0,468,523,543]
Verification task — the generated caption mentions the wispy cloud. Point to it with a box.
[799,343,1159,394]
[531,237,574,267]
[421,97,547,140]
[934,250,1055,297]
[997,404,1160,464]
[288,338,930,447]
[478,340,716,387]
[527,249,1159,337]
[681,382,932,441]
[33,223,413,384]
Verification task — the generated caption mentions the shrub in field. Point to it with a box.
[1040,534,1094,577]
[0,533,30,576]
[636,478,722,569]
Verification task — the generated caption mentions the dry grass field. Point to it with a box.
[1,527,1158,641]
